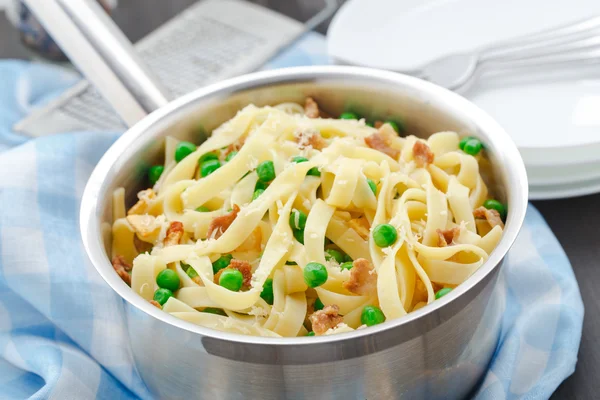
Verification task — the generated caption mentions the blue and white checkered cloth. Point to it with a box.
[0,33,584,400]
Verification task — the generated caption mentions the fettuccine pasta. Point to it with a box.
[110,98,507,337]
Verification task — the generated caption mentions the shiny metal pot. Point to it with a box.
[26,1,528,399]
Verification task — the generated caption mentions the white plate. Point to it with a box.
[470,77,600,165]
[328,0,600,71]
[530,176,600,199]
[527,158,600,186]
[328,0,600,165]
[328,0,600,197]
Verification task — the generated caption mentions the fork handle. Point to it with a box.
[481,47,600,73]
[22,0,171,127]
[479,15,600,62]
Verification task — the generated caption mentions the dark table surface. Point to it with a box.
[1,1,598,398]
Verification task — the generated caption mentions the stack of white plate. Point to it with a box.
[471,78,600,199]
[327,0,600,199]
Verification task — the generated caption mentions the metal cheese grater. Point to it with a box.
[15,0,337,136]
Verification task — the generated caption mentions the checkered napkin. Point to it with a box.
[0,34,584,399]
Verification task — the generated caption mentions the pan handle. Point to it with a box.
[22,0,171,127]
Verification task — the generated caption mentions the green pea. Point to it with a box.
[195,206,210,212]
[198,152,218,164]
[314,297,324,311]
[289,210,307,231]
[340,261,353,270]
[435,287,452,299]
[175,141,196,162]
[340,112,358,120]
[153,288,173,305]
[156,269,180,292]
[361,305,386,326]
[367,178,377,195]
[225,151,237,162]
[372,224,398,247]
[293,229,305,244]
[459,136,475,151]
[148,165,164,185]
[291,156,309,163]
[252,189,264,201]
[260,278,274,305]
[257,160,276,183]
[303,262,328,288]
[385,120,401,133]
[219,269,243,291]
[200,159,221,177]
[307,167,321,177]
[186,266,199,280]
[483,199,507,220]
[325,249,345,264]
[255,180,269,191]
[463,138,482,156]
[307,331,315,336]
[203,307,226,316]
[212,254,232,274]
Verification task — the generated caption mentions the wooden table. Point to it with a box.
[0,1,597,398]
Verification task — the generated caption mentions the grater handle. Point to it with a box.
[22,0,171,127]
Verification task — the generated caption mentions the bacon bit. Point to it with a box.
[342,258,377,295]
[436,227,460,247]
[348,217,370,240]
[364,124,400,159]
[374,120,384,129]
[207,205,240,239]
[112,254,132,271]
[413,141,435,168]
[163,221,184,246]
[304,97,320,118]
[294,130,326,150]
[112,255,132,286]
[213,259,253,288]
[473,207,504,229]
[149,300,162,309]
[303,97,331,118]
[127,189,155,215]
[309,305,343,335]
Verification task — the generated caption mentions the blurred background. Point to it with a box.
[0,0,335,60]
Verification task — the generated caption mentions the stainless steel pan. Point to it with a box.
[23,1,528,398]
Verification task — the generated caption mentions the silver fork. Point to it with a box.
[407,15,600,93]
